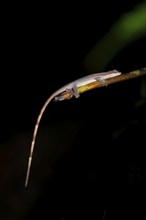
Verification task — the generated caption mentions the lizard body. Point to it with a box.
[25,69,121,187]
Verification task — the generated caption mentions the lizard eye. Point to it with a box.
[113,69,118,73]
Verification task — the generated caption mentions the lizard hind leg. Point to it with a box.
[66,85,80,99]
[66,88,73,98]
[72,84,80,98]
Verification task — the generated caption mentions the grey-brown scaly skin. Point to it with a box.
[25,70,121,187]
[54,70,121,100]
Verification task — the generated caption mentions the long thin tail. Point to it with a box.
[25,92,57,187]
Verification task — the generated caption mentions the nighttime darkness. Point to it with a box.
[0,1,146,220]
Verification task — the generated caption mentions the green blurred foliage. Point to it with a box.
[84,1,146,72]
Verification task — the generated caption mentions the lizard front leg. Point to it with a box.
[95,76,107,86]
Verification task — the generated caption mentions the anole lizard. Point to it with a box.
[25,69,121,187]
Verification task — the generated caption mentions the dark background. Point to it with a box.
[0,1,146,220]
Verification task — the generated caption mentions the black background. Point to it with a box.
[0,1,146,220]
[1,1,145,138]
